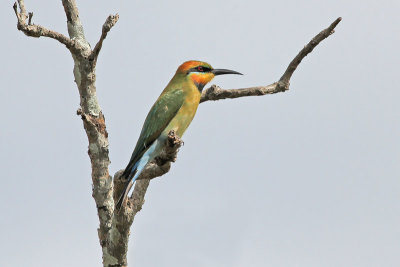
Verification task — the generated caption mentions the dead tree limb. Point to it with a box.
[13,1,81,53]
[90,14,120,67]
[200,17,342,103]
[13,0,341,265]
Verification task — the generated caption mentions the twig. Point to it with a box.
[13,0,81,53]
[200,17,342,103]
[28,12,33,25]
[90,14,120,66]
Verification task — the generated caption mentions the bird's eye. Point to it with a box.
[197,66,204,72]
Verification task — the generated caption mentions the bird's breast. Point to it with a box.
[164,87,201,137]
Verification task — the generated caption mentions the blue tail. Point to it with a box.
[116,140,160,210]
[115,161,143,210]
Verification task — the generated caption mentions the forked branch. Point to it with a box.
[200,17,342,103]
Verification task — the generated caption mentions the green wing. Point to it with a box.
[122,89,184,177]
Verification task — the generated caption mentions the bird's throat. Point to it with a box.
[189,73,213,92]
[194,82,206,92]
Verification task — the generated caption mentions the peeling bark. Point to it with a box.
[12,1,341,266]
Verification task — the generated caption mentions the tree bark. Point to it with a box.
[12,1,341,266]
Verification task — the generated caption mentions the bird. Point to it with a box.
[116,60,242,210]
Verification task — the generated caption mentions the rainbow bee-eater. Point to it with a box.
[116,60,242,209]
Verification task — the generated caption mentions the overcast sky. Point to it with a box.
[1,0,399,266]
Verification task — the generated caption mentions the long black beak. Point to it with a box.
[212,68,243,76]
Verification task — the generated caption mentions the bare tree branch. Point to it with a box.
[13,1,80,53]
[90,14,120,67]
[61,0,84,40]
[200,17,342,103]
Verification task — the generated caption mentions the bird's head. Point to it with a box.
[176,60,242,92]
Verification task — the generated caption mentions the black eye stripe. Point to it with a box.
[188,66,211,73]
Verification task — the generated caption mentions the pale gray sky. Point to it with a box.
[1,0,399,266]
